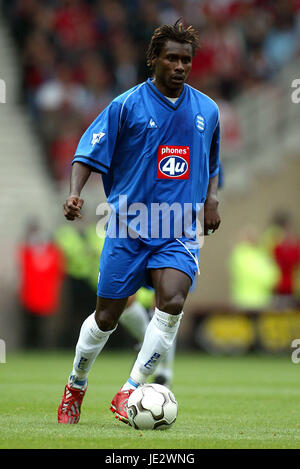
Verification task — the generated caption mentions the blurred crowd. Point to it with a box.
[2,0,300,181]
[17,209,300,348]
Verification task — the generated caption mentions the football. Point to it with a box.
[127,383,178,430]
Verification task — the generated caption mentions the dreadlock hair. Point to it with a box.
[146,19,200,69]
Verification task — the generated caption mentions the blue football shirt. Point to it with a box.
[73,78,220,240]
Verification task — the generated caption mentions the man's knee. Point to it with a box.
[95,297,128,331]
[95,309,117,331]
[156,292,185,315]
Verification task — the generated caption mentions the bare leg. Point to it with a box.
[95,296,129,331]
[125,268,191,386]
[151,268,191,314]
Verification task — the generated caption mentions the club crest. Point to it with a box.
[195,114,205,133]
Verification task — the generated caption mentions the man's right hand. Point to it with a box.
[63,196,84,221]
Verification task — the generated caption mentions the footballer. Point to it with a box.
[58,20,221,424]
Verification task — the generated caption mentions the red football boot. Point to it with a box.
[110,388,134,424]
[58,383,87,424]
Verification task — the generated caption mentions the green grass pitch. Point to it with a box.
[0,350,299,449]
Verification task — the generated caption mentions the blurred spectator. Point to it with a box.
[263,0,299,70]
[112,38,139,92]
[35,62,86,142]
[260,211,293,256]
[76,51,114,125]
[35,62,87,117]
[49,117,82,181]
[52,0,97,54]
[228,225,280,311]
[260,211,300,307]
[54,223,95,347]
[18,219,65,348]
[22,30,56,106]
[272,214,300,307]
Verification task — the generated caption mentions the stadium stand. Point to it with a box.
[2,0,300,188]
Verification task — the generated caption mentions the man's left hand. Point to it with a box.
[204,196,221,235]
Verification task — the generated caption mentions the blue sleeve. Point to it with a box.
[209,116,220,179]
[73,101,121,174]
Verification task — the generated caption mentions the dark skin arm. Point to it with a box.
[204,174,221,235]
[63,162,92,221]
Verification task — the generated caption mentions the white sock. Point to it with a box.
[118,300,149,343]
[69,311,116,388]
[122,307,183,390]
[154,338,176,384]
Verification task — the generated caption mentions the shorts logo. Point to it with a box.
[195,114,205,133]
[157,145,190,179]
